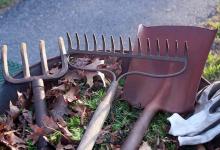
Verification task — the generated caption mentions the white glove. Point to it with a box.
[168,81,220,145]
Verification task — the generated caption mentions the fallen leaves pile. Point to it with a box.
[2,56,217,150]
[0,56,133,150]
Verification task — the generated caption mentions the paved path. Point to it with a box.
[0,0,218,63]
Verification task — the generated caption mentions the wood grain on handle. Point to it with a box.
[121,105,157,150]
[77,81,118,150]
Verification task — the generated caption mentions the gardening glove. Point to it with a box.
[178,122,220,146]
[167,81,220,145]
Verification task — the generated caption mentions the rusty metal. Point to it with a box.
[121,25,217,150]
[1,37,68,149]
[67,32,189,150]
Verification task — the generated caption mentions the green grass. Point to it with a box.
[203,52,220,81]
[0,0,12,8]
[26,140,37,150]
[66,116,84,141]
[84,89,106,110]
[47,131,62,145]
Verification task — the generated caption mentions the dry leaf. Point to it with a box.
[56,141,75,150]
[62,70,81,84]
[17,91,26,108]
[51,84,66,91]
[3,132,26,149]
[7,101,20,119]
[50,95,68,125]
[57,123,73,142]
[22,109,33,124]
[29,124,45,143]
[139,141,152,150]
[42,116,59,134]
[64,86,80,102]
[49,66,60,74]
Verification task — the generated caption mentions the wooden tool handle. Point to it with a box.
[77,81,118,150]
[32,78,49,149]
[121,105,157,150]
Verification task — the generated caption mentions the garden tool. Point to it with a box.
[1,37,68,149]
[122,25,217,150]
[168,81,220,145]
[66,32,188,150]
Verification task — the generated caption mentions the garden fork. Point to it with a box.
[1,37,68,148]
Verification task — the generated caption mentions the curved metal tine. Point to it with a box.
[156,39,160,56]
[54,37,68,78]
[75,33,80,50]
[111,36,115,53]
[147,38,151,55]
[128,37,132,54]
[93,34,97,51]
[39,40,49,75]
[84,34,89,51]
[119,36,124,54]
[165,39,169,56]
[20,42,31,78]
[137,38,141,55]
[67,32,73,50]
[102,35,106,52]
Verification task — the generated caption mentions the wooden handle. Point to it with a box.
[121,105,157,150]
[77,81,118,150]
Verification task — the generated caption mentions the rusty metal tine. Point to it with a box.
[111,36,115,53]
[39,40,49,75]
[128,37,132,53]
[84,34,88,51]
[93,34,97,51]
[184,41,189,56]
[147,38,151,54]
[166,39,169,55]
[119,36,124,53]
[137,38,141,55]
[175,40,178,53]
[20,42,30,78]
[156,39,160,55]
[102,35,106,52]
[67,32,73,50]
[75,33,80,50]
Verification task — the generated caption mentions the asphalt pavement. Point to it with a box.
[0,0,218,63]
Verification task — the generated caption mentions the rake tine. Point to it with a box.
[184,41,189,56]
[93,34,97,51]
[111,36,115,53]
[137,38,141,55]
[39,40,49,75]
[147,38,151,54]
[156,39,160,55]
[165,39,169,55]
[102,35,106,52]
[119,36,123,53]
[175,40,179,54]
[84,34,88,51]
[67,32,73,50]
[75,33,80,50]
[128,37,132,54]
[20,42,30,78]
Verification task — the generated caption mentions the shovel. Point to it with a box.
[122,25,217,150]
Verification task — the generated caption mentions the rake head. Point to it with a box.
[1,37,68,84]
[67,33,188,78]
